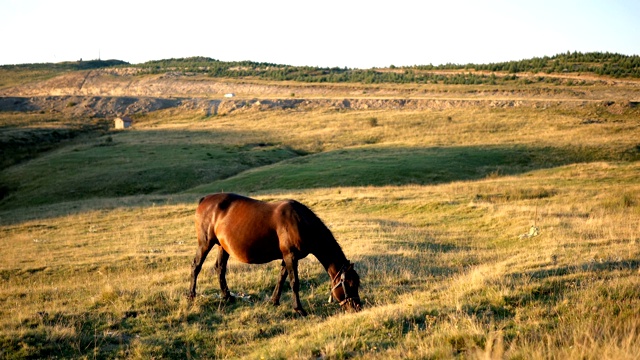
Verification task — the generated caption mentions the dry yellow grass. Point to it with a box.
[1,90,639,358]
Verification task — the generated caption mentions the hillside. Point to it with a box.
[1,52,639,119]
[0,55,639,359]
[1,69,638,119]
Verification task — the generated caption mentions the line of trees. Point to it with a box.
[2,59,128,71]
[3,52,638,84]
[135,52,639,83]
[446,51,640,78]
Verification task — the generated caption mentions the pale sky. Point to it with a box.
[1,0,639,68]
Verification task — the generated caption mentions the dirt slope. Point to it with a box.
[1,68,638,117]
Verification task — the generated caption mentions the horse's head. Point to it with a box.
[330,262,362,312]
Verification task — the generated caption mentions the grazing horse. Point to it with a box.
[189,193,362,316]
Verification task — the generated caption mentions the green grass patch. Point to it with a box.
[0,113,109,171]
[190,144,635,194]
[0,130,298,209]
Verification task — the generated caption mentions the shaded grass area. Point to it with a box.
[0,130,298,209]
[4,134,636,211]
[0,127,82,171]
[192,143,639,194]
[0,113,113,202]
[0,113,110,171]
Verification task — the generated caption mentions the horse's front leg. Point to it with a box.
[271,260,288,306]
[214,247,234,301]
[283,253,307,316]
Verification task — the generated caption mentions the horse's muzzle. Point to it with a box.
[341,297,362,312]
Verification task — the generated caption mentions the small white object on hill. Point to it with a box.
[519,226,540,239]
[114,116,133,129]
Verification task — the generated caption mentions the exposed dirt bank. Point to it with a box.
[2,68,639,101]
[3,95,635,118]
[1,69,638,117]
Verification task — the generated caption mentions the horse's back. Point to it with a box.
[196,193,298,263]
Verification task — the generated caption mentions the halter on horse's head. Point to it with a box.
[329,262,362,312]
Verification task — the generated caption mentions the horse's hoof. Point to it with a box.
[295,308,308,317]
[223,295,236,303]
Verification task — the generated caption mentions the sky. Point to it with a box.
[1,0,639,69]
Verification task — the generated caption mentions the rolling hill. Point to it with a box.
[0,54,639,359]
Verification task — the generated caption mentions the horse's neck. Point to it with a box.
[313,242,348,280]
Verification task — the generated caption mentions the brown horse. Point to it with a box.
[189,193,362,316]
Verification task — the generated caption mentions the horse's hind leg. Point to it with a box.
[283,253,307,316]
[271,260,288,306]
[214,247,234,301]
[189,240,214,299]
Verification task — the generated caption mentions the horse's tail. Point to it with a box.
[195,194,221,240]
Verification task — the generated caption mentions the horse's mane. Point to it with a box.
[289,200,346,259]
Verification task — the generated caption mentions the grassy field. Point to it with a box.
[1,82,639,359]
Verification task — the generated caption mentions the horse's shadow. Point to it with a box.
[193,238,468,317]
[193,258,339,316]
